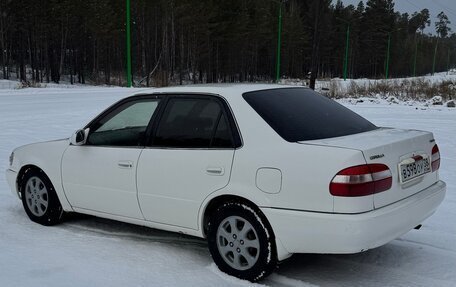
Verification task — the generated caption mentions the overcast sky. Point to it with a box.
[336,0,456,34]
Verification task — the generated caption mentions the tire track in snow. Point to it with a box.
[395,237,456,255]
[274,244,456,287]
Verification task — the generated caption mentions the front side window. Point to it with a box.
[87,99,160,146]
[152,98,233,148]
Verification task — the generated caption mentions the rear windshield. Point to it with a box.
[243,88,377,142]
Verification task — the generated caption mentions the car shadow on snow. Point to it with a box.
[61,213,208,248]
[9,204,443,286]
[59,213,434,286]
[6,195,439,287]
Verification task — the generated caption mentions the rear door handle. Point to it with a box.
[118,160,133,169]
[206,167,224,176]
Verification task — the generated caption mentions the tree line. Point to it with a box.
[0,0,454,87]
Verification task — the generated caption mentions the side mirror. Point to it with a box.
[70,128,89,146]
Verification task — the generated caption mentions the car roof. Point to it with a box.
[130,84,307,98]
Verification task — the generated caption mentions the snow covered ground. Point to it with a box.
[0,87,455,287]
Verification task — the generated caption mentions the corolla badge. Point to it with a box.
[370,154,385,160]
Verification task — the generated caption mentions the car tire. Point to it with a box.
[20,169,64,226]
[207,201,277,282]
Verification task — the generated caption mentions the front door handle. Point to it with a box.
[118,160,133,169]
[206,167,224,176]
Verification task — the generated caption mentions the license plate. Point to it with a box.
[399,155,431,183]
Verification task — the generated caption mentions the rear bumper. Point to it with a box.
[261,180,446,258]
[5,169,19,199]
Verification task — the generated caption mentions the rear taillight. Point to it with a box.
[432,144,440,171]
[330,164,392,197]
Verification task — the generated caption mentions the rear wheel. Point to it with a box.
[21,169,64,226]
[207,202,277,282]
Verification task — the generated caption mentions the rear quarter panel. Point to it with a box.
[219,93,369,213]
[228,142,368,213]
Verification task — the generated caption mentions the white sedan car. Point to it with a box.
[6,85,446,281]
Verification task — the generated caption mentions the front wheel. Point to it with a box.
[20,169,64,226]
[207,202,277,282]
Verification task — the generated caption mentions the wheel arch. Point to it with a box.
[200,193,292,261]
[201,194,260,237]
[17,165,45,198]
[15,160,73,212]
[11,140,73,211]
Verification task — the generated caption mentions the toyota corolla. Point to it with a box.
[5,85,446,281]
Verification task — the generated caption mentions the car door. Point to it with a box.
[62,96,161,219]
[137,95,240,229]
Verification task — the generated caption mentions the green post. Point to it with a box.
[275,2,283,83]
[126,0,132,87]
[343,24,350,81]
[432,40,438,76]
[447,47,450,75]
[385,33,391,79]
[413,36,418,77]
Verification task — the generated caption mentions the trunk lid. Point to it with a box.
[300,128,439,210]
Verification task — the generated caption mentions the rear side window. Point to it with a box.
[152,98,234,148]
[243,88,377,142]
[212,113,232,148]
